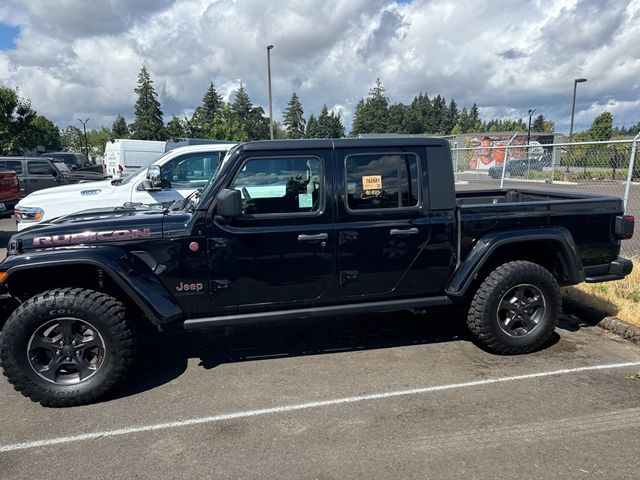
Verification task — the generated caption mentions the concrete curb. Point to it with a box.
[562,298,640,346]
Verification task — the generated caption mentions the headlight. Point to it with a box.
[15,206,45,222]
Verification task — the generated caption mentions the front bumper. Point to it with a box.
[584,257,633,283]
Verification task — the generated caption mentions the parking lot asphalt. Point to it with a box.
[1,312,639,479]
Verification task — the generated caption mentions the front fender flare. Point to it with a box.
[0,246,183,325]
[446,227,585,297]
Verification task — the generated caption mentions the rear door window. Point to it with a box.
[345,153,419,210]
[0,160,23,174]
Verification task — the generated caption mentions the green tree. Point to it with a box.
[532,114,545,132]
[229,84,269,140]
[111,115,129,137]
[85,127,112,157]
[166,115,184,139]
[468,104,481,132]
[588,112,613,141]
[192,82,223,135]
[130,65,165,140]
[387,103,406,133]
[351,78,389,135]
[431,95,447,134]
[0,86,36,154]
[60,126,84,151]
[205,104,248,142]
[306,114,320,138]
[282,92,306,139]
[443,99,459,135]
[28,115,61,151]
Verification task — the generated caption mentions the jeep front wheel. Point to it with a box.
[0,288,136,407]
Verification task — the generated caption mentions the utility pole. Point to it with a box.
[78,117,90,156]
[266,45,274,140]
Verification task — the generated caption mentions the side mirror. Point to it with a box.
[215,188,242,222]
[143,165,162,191]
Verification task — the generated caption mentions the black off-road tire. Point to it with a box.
[467,261,561,354]
[0,288,136,407]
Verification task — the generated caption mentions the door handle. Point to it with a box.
[297,233,328,242]
[390,228,419,237]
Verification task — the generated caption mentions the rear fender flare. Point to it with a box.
[446,227,585,297]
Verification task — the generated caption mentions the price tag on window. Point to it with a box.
[298,193,313,209]
[362,175,382,190]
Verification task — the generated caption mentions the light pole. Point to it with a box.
[527,108,536,164]
[77,118,89,157]
[266,44,274,140]
[568,78,587,171]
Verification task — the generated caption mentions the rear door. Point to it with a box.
[25,161,60,194]
[206,148,336,313]
[336,147,438,298]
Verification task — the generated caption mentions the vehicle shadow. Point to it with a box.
[107,308,560,403]
[107,309,470,402]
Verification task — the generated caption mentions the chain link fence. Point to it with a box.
[451,135,640,255]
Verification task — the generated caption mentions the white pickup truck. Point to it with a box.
[15,143,235,231]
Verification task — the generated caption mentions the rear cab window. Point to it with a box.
[0,160,23,174]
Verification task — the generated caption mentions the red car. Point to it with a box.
[0,169,20,215]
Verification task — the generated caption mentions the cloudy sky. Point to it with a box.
[0,0,638,134]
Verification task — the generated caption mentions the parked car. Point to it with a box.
[165,138,236,152]
[0,169,20,215]
[0,157,73,197]
[488,158,544,178]
[104,139,166,177]
[14,143,235,230]
[0,137,633,406]
[40,151,90,170]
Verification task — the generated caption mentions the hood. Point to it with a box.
[10,206,166,252]
[17,180,118,207]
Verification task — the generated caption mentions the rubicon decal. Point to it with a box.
[32,228,152,246]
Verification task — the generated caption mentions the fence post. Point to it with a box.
[454,142,459,182]
[623,132,640,211]
[500,133,518,189]
[550,145,557,183]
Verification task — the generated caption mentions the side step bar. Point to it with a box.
[179,296,453,330]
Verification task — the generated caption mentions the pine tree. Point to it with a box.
[193,82,223,133]
[532,114,545,133]
[111,115,129,137]
[329,111,345,138]
[468,104,481,132]
[443,99,458,135]
[306,114,320,138]
[431,95,447,134]
[282,92,306,139]
[351,78,390,135]
[166,115,184,139]
[387,103,406,133]
[130,65,165,140]
[229,84,270,140]
[317,105,332,138]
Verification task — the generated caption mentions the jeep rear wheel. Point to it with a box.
[466,261,561,354]
[0,288,136,407]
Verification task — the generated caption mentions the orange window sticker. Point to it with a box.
[362,175,382,190]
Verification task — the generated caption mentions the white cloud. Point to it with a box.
[0,0,638,133]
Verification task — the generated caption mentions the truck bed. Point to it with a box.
[455,189,625,268]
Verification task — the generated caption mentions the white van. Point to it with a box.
[15,143,236,230]
[104,139,166,176]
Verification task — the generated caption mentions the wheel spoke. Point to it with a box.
[77,335,103,351]
[520,313,539,332]
[58,319,75,344]
[36,354,67,382]
[29,335,59,353]
[75,355,96,381]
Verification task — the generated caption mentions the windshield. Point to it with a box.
[117,151,175,185]
[52,160,71,173]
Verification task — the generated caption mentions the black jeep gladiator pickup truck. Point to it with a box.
[0,138,634,406]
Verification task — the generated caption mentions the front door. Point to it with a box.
[335,147,437,298]
[207,149,336,313]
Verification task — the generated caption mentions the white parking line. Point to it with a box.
[1,361,639,453]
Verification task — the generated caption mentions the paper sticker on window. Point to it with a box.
[299,193,313,209]
[362,175,382,190]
